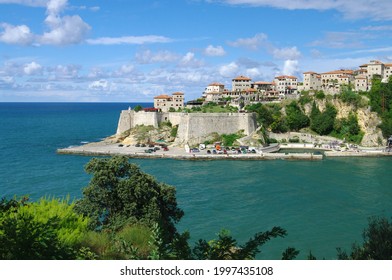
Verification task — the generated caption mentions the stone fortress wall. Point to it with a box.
[116,110,257,146]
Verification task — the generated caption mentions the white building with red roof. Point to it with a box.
[273,75,298,95]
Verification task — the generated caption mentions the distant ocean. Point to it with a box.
[1,102,392,259]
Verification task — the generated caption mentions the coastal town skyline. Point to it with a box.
[1,0,392,102]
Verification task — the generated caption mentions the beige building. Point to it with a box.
[320,70,354,94]
[359,60,392,85]
[154,92,184,112]
[232,75,252,92]
[273,75,298,95]
[355,75,368,92]
[303,71,321,91]
[204,82,225,94]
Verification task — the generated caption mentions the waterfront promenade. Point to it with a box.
[57,142,323,160]
[57,141,392,160]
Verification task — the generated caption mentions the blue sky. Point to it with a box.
[1,0,392,102]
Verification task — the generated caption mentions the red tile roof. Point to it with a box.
[154,94,171,99]
[254,81,272,85]
[232,75,251,81]
[208,82,225,86]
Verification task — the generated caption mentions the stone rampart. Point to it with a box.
[116,110,257,146]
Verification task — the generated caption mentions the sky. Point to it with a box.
[1,0,392,102]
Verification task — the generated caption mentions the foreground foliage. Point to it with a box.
[74,156,184,245]
[0,197,89,259]
[337,216,392,260]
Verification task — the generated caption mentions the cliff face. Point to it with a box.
[303,99,384,147]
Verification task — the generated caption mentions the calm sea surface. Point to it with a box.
[1,102,391,259]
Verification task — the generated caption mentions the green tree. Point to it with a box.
[337,216,392,260]
[285,101,309,131]
[246,103,274,127]
[134,105,143,112]
[0,197,89,260]
[333,112,363,143]
[192,227,287,260]
[311,103,337,135]
[75,156,184,244]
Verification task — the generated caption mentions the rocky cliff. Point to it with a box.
[303,98,384,147]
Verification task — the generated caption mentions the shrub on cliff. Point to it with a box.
[310,102,337,135]
[285,101,310,131]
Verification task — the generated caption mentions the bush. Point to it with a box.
[339,86,362,108]
[337,216,392,260]
[299,92,313,105]
[170,125,178,137]
[315,91,325,100]
[285,101,310,131]
[289,138,300,143]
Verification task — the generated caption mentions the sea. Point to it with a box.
[1,102,392,260]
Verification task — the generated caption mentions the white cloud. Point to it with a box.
[282,59,299,76]
[361,25,392,31]
[46,0,67,15]
[204,45,226,56]
[219,0,392,20]
[135,50,179,64]
[39,15,90,45]
[0,76,15,88]
[245,68,261,78]
[23,61,42,75]
[228,33,268,50]
[47,64,81,80]
[117,64,134,75]
[0,0,90,46]
[311,31,365,49]
[88,80,110,90]
[87,35,172,45]
[0,0,47,7]
[179,52,204,68]
[219,62,239,77]
[273,46,301,60]
[0,23,34,45]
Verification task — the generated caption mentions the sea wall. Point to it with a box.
[174,112,256,145]
[116,110,257,146]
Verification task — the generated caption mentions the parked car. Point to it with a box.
[212,149,217,154]
[135,143,140,147]
[163,147,169,151]
[141,143,146,147]
[154,147,160,151]
[118,144,124,147]
[207,149,211,154]
[191,148,200,153]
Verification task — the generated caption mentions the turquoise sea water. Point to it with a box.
[1,102,391,259]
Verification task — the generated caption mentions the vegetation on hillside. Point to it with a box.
[367,76,392,138]
[185,102,238,113]
[246,89,366,144]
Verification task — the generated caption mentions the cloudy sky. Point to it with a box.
[1,0,392,102]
